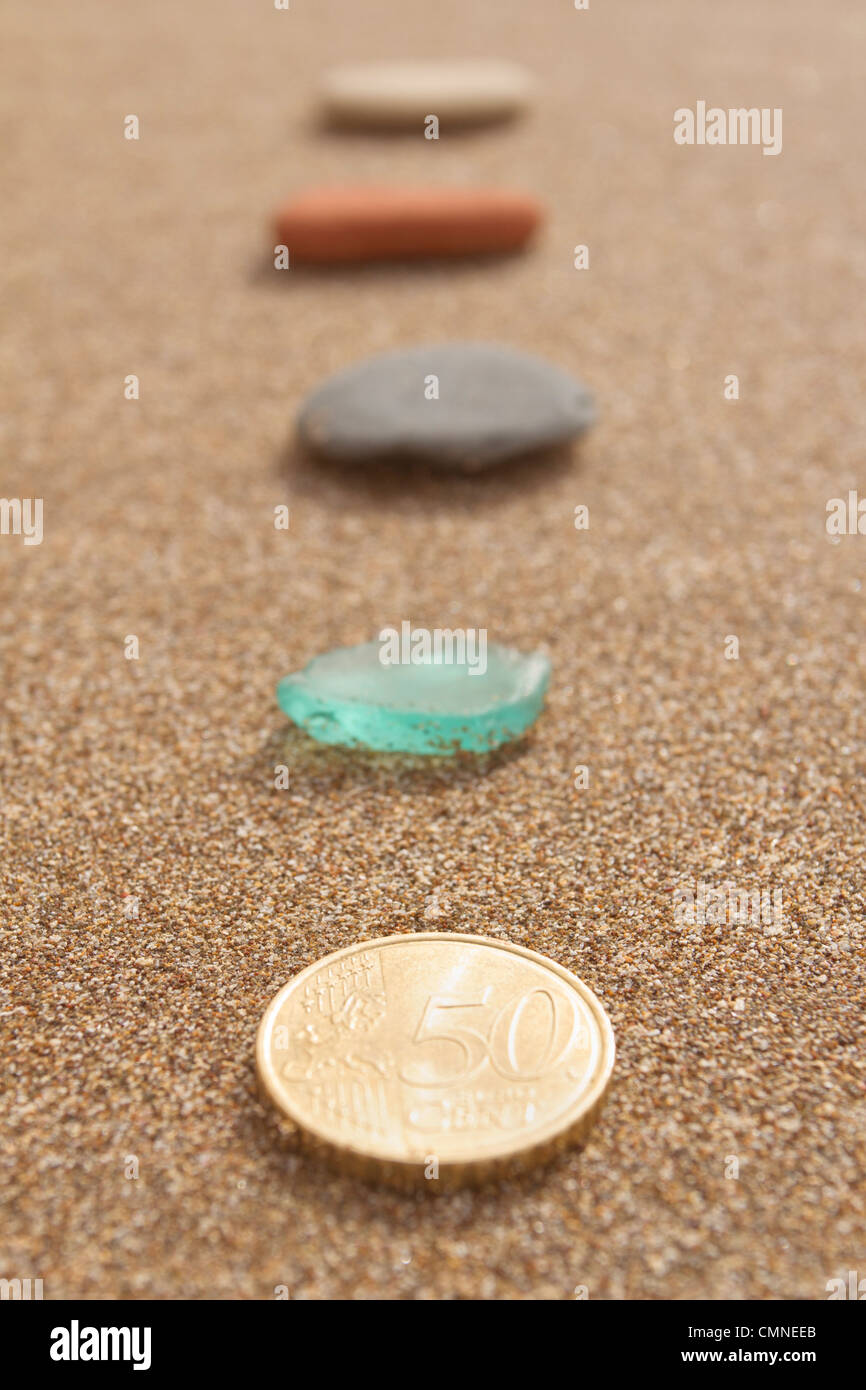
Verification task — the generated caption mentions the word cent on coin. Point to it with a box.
[256,932,615,1188]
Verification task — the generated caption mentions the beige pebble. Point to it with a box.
[320,59,534,128]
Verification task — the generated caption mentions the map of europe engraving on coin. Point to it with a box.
[256,933,615,1187]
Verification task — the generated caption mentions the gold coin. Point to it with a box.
[256,932,615,1188]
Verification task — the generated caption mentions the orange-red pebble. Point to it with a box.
[273,186,543,263]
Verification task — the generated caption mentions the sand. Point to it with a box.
[1,0,864,1300]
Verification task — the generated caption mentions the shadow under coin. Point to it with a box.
[247,1083,597,1201]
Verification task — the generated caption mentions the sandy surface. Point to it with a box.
[1,0,864,1300]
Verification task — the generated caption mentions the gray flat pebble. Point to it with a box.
[297,343,596,472]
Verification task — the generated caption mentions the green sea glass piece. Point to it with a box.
[277,640,550,754]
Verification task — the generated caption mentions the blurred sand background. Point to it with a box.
[1,0,864,1299]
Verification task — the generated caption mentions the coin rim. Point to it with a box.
[256,932,615,1176]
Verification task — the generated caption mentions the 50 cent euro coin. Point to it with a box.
[256,932,615,1189]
